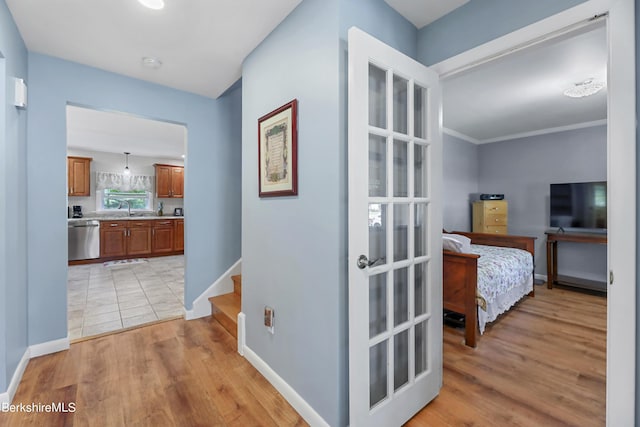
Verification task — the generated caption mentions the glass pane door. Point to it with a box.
[367,62,432,410]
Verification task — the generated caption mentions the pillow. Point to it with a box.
[442,233,472,253]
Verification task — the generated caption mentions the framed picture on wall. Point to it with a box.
[258,99,298,197]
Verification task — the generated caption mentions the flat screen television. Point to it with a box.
[550,181,607,232]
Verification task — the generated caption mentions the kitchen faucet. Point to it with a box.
[118,199,132,216]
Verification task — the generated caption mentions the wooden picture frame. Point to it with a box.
[258,99,298,197]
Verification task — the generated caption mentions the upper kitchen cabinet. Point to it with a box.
[155,164,184,198]
[67,156,92,197]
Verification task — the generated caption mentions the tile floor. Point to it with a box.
[67,255,185,340]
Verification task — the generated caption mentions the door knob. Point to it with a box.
[357,255,384,269]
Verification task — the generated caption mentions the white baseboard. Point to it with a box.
[0,348,30,405]
[242,345,330,427]
[185,259,241,320]
[237,312,246,356]
[30,337,70,358]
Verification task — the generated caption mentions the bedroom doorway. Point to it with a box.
[433,0,635,424]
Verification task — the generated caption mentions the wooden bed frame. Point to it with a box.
[443,231,536,348]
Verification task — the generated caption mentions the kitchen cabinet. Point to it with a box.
[100,221,127,257]
[127,221,152,256]
[155,164,184,198]
[152,220,175,254]
[174,219,184,251]
[67,156,92,197]
[90,218,184,263]
[100,220,152,258]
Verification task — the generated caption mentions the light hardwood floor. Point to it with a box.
[408,284,606,426]
[1,318,307,427]
[1,284,605,427]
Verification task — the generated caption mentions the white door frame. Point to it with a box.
[431,0,635,425]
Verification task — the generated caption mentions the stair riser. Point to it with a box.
[232,275,242,296]
[211,306,237,339]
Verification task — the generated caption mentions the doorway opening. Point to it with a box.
[65,105,188,340]
[430,1,635,423]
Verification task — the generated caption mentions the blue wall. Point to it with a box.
[0,0,28,394]
[417,0,588,66]
[477,126,607,281]
[443,133,479,231]
[242,1,342,425]
[26,53,241,345]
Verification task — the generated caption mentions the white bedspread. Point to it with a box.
[470,244,534,334]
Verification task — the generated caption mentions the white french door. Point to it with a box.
[348,27,443,427]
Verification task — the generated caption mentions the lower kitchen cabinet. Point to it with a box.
[174,219,184,251]
[100,221,152,257]
[94,218,184,262]
[100,221,127,258]
[152,220,175,254]
[127,221,152,255]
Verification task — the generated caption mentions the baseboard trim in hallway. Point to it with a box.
[1,336,70,405]
[242,345,330,427]
[0,348,30,405]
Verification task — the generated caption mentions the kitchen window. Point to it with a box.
[98,189,152,212]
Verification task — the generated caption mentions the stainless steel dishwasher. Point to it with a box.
[68,220,100,261]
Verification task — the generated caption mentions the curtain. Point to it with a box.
[95,171,153,192]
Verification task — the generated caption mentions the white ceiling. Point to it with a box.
[442,22,607,143]
[66,105,186,160]
[384,0,469,29]
[7,0,302,99]
[10,1,607,146]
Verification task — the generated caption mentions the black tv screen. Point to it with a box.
[550,181,607,232]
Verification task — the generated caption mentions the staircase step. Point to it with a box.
[232,274,242,296]
[209,292,241,339]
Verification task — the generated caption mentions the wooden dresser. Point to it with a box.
[472,200,508,234]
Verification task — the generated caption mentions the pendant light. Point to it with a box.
[123,152,131,176]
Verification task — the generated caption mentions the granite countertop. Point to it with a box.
[68,215,184,223]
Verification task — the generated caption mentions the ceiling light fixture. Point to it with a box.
[563,78,605,98]
[142,56,162,70]
[123,152,131,176]
[137,0,165,10]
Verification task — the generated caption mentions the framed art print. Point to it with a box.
[258,99,298,197]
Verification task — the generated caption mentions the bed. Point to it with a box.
[442,231,535,347]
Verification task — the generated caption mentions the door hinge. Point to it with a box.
[609,270,614,285]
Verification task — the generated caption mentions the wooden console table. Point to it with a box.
[546,230,607,291]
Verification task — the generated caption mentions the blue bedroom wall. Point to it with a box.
[26,53,241,345]
[0,0,28,394]
[477,126,607,283]
[443,133,479,232]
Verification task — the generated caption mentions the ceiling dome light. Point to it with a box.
[563,79,605,98]
[138,0,165,10]
[142,56,162,69]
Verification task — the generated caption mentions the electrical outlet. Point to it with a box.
[264,306,274,334]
